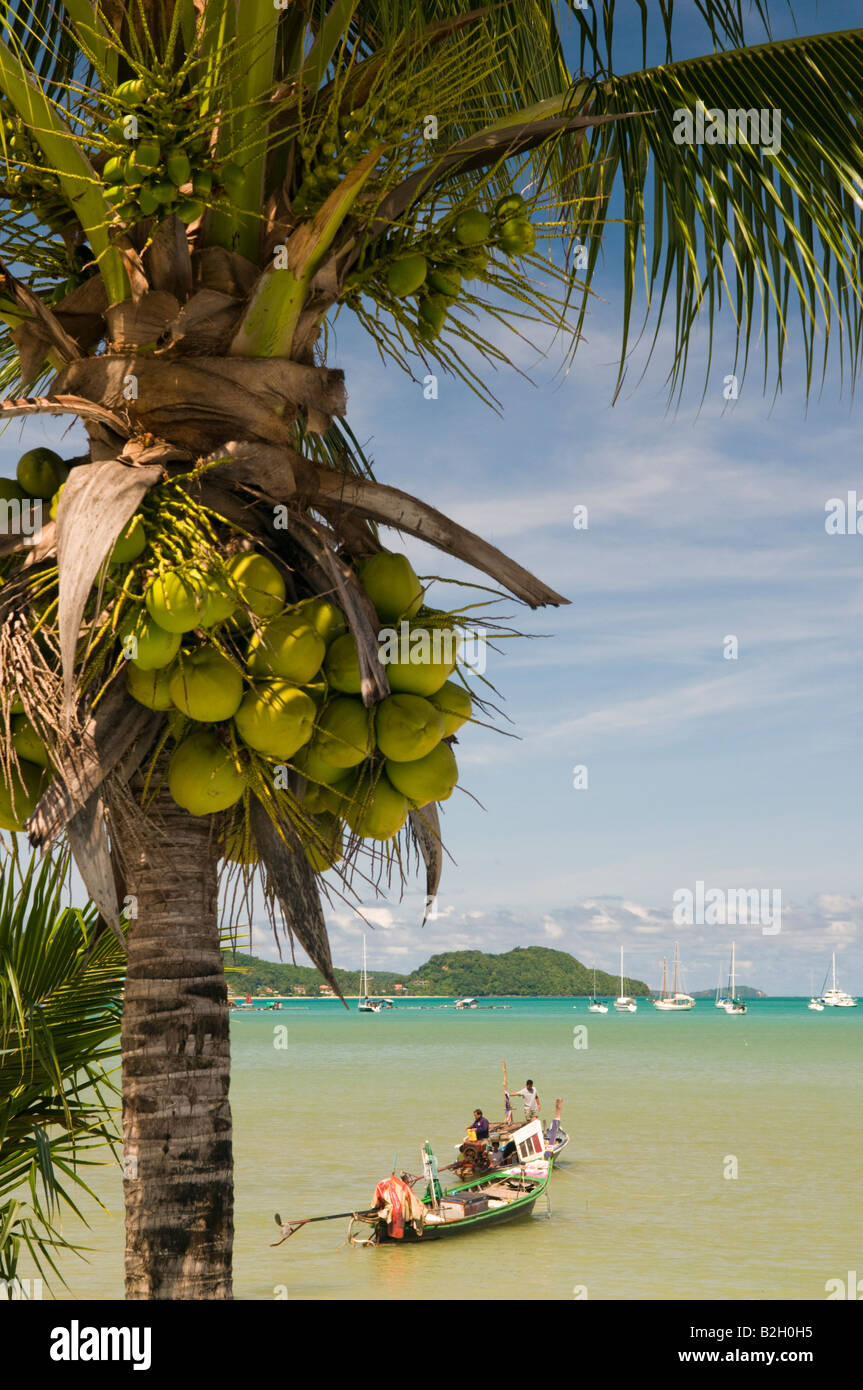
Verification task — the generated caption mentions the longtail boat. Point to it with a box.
[272,1120,553,1248]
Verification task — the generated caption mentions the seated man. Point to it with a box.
[469,1108,490,1140]
[488,1139,505,1168]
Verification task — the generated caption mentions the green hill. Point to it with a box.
[405,946,648,997]
[222,945,650,998]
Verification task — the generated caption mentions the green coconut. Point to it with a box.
[0,759,46,832]
[374,693,445,762]
[302,777,350,814]
[233,681,316,759]
[114,77,148,106]
[498,217,536,255]
[168,730,246,816]
[494,193,525,220]
[103,155,126,183]
[428,267,462,298]
[127,141,161,179]
[228,552,285,618]
[461,247,488,277]
[418,294,447,338]
[169,648,244,723]
[166,150,192,186]
[303,812,344,871]
[359,552,423,622]
[145,568,209,633]
[344,773,409,841]
[128,615,181,670]
[49,484,64,520]
[200,573,237,627]
[127,662,175,711]
[381,625,457,696]
[110,514,147,565]
[454,209,491,246]
[385,741,458,807]
[16,448,67,500]
[176,197,204,225]
[427,680,472,735]
[138,187,160,217]
[293,742,352,785]
[324,633,362,694]
[387,253,427,298]
[11,716,51,769]
[298,596,347,646]
[247,613,326,684]
[311,697,373,768]
[0,478,26,503]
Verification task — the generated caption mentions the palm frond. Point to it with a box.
[0,844,123,1285]
[567,28,863,400]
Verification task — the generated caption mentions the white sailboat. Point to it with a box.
[588,967,608,1013]
[722,941,747,1014]
[821,952,857,1008]
[807,971,824,1011]
[614,946,637,1012]
[358,936,382,1013]
[714,964,728,1009]
[653,942,695,1010]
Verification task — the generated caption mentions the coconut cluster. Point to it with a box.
[1,445,476,867]
[291,79,435,219]
[100,76,243,225]
[123,545,473,870]
[0,105,69,229]
[348,195,537,340]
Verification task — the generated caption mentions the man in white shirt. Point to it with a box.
[507,1079,540,1120]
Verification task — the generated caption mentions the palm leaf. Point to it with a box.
[0,844,123,1284]
[565,26,863,400]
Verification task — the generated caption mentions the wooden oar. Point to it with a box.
[271,1208,378,1245]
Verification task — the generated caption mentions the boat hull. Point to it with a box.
[374,1164,552,1243]
[375,1190,542,1242]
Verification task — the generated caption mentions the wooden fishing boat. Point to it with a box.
[368,1164,551,1244]
[271,1120,553,1249]
[353,1122,553,1244]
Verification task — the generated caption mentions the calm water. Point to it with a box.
[37,997,863,1300]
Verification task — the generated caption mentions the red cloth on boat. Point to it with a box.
[372,1175,425,1238]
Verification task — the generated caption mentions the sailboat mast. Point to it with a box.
[730,940,736,997]
[620,945,624,997]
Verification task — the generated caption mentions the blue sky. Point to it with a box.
[3,1,862,996]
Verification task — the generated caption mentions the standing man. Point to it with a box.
[507,1079,540,1121]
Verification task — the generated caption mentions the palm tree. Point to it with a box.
[0,1,860,1299]
[0,847,123,1292]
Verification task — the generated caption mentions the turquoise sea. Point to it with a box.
[37,996,863,1300]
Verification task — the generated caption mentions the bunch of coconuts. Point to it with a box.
[1,445,475,866]
[100,75,243,226]
[291,78,436,220]
[348,194,538,340]
[123,547,473,869]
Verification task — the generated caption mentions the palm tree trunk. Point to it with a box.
[119,774,233,1299]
